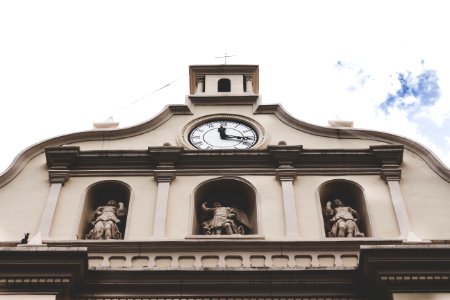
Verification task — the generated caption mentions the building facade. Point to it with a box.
[1,65,450,299]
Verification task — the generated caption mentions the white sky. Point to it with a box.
[0,0,449,172]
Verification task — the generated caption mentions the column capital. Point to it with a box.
[244,74,254,82]
[276,168,297,181]
[381,166,402,181]
[154,170,176,183]
[370,145,404,182]
[48,168,70,185]
[195,74,205,83]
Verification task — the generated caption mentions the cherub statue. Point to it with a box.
[86,200,127,240]
[325,198,364,238]
[199,201,251,235]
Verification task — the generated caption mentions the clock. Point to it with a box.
[189,120,257,149]
[179,114,267,150]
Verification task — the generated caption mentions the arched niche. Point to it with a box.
[217,78,231,92]
[318,179,372,238]
[77,180,131,240]
[192,177,258,235]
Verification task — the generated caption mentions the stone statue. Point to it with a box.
[86,200,127,240]
[199,201,251,235]
[325,198,364,238]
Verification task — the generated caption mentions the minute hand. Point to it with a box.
[225,135,253,140]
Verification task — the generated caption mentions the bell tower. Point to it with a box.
[187,65,259,105]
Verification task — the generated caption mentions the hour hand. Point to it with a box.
[218,126,227,139]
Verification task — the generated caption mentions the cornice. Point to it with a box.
[255,103,450,182]
[43,145,403,179]
[360,245,450,299]
[46,239,402,254]
[0,246,88,298]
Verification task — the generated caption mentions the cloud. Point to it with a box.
[331,60,449,168]
[379,69,440,114]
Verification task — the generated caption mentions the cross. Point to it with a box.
[215,53,236,64]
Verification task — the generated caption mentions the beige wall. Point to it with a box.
[0,105,449,242]
[0,155,49,241]
[401,150,450,239]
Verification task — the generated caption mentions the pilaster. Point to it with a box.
[371,145,420,241]
[149,147,182,238]
[269,145,302,238]
[41,147,77,241]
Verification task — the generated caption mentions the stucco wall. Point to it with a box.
[0,155,49,241]
[0,105,449,242]
[401,150,450,239]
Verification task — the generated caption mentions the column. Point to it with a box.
[370,145,420,241]
[38,169,70,240]
[269,145,302,238]
[149,146,182,239]
[244,74,253,93]
[195,75,204,94]
[277,170,300,238]
[152,170,175,238]
[382,167,420,241]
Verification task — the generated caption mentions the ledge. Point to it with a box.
[185,234,265,240]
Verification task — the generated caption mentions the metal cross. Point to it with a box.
[215,53,236,64]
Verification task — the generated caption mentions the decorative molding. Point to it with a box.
[48,168,70,184]
[381,167,402,181]
[360,244,450,299]
[268,145,303,169]
[0,246,88,298]
[276,168,297,181]
[45,146,80,168]
[154,169,176,183]
[149,146,183,169]
[43,145,404,181]
[370,145,404,166]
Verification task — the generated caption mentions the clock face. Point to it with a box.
[189,120,258,149]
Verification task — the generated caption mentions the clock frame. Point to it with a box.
[179,114,268,150]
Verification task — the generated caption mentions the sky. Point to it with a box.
[0,0,449,173]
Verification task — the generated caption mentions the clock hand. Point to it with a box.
[225,134,254,140]
[218,126,227,139]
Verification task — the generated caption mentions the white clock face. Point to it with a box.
[189,120,258,149]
